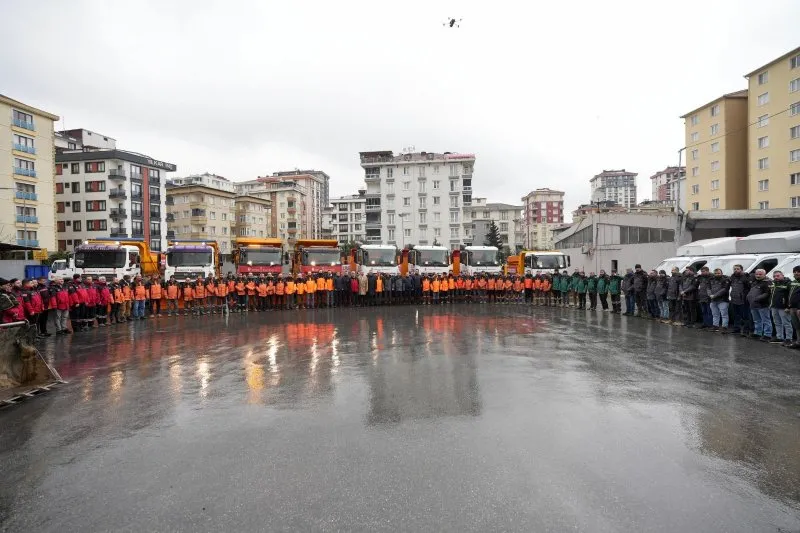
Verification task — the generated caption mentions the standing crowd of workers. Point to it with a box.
[1,265,798,349]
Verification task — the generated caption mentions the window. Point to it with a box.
[792,197,800,208]
[483,210,490,218]
[57,221,66,233]
[758,179,769,191]
[418,166,426,177]
[387,229,395,240]
[14,158,35,174]
[68,163,79,174]
[403,197,410,207]
[710,142,719,153]
[449,164,460,177]
[792,55,800,69]
[434,228,441,237]
[56,183,64,194]
[433,180,440,189]
[418,180,426,193]
[758,136,769,148]
[792,102,800,116]
[691,132,699,142]
[710,179,719,190]
[221,213,227,221]
[791,149,800,163]
[691,184,699,195]
[758,157,769,170]
[433,165,440,174]
[130,164,142,179]
[56,201,65,213]
[132,202,143,218]
[402,181,410,191]
[792,173,800,185]
[690,114,699,126]
[72,202,81,212]
[386,197,394,208]
[758,201,770,210]
[691,149,698,160]
[387,213,395,224]
[404,228,411,237]
[84,162,105,173]
[791,126,800,140]
[12,109,34,129]
[449,211,459,223]
[386,182,394,194]
[710,104,720,117]
[210,211,216,220]
[691,202,699,211]
[450,196,459,208]
[433,196,440,205]
[56,164,63,176]
[711,160,720,171]
[451,227,459,238]
[500,211,509,220]
[711,198,720,209]
[710,123,719,135]
[85,200,107,211]
[85,180,106,192]
[403,166,410,176]
[692,166,699,177]
[419,212,426,224]
[757,92,769,106]
[73,221,82,232]
[500,222,509,232]
[13,134,35,152]
[791,78,800,93]
[386,168,393,178]
[419,196,427,209]
[87,219,108,231]
[758,71,769,84]
[758,114,769,127]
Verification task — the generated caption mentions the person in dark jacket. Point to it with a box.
[596,270,609,311]
[746,269,773,340]
[769,271,793,345]
[789,266,800,348]
[696,266,713,329]
[632,265,648,317]
[621,269,635,315]
[728,264,751,336]
[645,270,659,319]
[655,270,669,321]
[666,267,682,324]
[708,268,731,332]
[679,268,698,327]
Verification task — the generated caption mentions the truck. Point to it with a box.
[455,245,502,276]
[73,238,161,280]
[349,244,399,276]
[409,245,450,275]
[513,250,570,275]
[164,240,221,281]
[232,238,284,276]
[48,258,75,281]
[292,239,343,276]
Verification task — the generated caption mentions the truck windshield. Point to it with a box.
[470,250,498,265]
[530,255,566,270]
[418,250,448,266]
[654,258,691,273]
[74,251,126,268]
[703,257,755,276]
[305,249,341,265]
[167,251,213,267]
[242,248,282,265]
[364,249,396,266]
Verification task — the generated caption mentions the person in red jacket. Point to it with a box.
[349,274,359,308]
[82,276,97,329]
[52,277,71,334]
[20,279,41,329]
[0,277,26,324]
[68,274,85,332]
[96,276,113,327]
[37,277,52,336]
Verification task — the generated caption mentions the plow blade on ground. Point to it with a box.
[0,321,64,407]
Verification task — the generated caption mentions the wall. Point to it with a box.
[0,260,41,280]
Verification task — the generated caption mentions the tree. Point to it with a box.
[484,220,503,249]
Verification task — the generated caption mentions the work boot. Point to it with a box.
[720,327,728,334]
[769,337,783,344]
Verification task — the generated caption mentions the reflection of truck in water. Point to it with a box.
[409,245,450,275]
[164,241,221,281]
[232,238,284,276]
[350,244,399,276]
[456,246,501,275]
[508,250,570,275]
[73,238,160,279]
[292,239,343,276]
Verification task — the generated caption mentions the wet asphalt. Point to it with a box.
[1,305,800,532]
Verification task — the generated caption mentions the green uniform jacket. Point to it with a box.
[596,275,608,294]
[576,277,587,293]
[608,275,622,296]
[569,274,580,291]
[587,276,598,293]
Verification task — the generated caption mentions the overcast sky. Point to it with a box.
[3,0,798,216]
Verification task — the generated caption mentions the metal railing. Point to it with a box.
[15,191,37,201]
[13,118,34,130]
[16,215,38,224]
[108,170,127,180]
[14,167,36,178]
[17,239,39,247]
[13,143,36,154]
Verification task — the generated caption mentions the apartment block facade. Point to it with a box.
[520,188,565,249]
[649,166,686,205]
[744,46,800,210]
[235,178,308,245]
[165,182,237,257]
[590,170,638,208]
[54,130,175,252]
[359,150,475,247]
[464,198,524,251]
[329,192,366,244]
[0,94,59,253]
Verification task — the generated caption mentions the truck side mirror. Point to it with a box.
[567,256,571,267]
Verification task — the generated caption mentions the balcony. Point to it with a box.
[13,143,36,155]
[130,173,143,182]
[150,176,161,185]
[287,207,297,214]
[13,119,34,131]
[150,193,161,202]
[131,192,143,200]
[287,227,298,234]
[109,189,127,199]
[131,210,143,219]
[108,169,127,181]
[150,211,161,220]
[110,208,127,220]
[166,213,175,222]
[151,229,162,237]
[110,229,128,238]
[16,215,38,224]
[132,230,144,237]
[13,167,36,178]
[17,239,39,247]
[365,204,381,212]
[365,173,380,182]
[166,230,176,239]
[366,235,382,243]
[15,191,37,201]
[166,197,175,206]
[463,185,472,192]
[366,221,381,229]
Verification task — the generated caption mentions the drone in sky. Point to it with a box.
[443,17,462,28]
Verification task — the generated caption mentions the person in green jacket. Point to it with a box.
[587,272,598,310]
[569,270,580,307]
[575,271,588,309]
[559,270,570,307]
[596,270,609,311]
[608,269,623,313]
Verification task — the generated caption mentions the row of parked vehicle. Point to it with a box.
[655,230,800,278]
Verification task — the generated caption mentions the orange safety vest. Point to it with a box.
[316,277,325,291]
[325,278,334,291]
[296,281,305,295]
[122,285,132,301]
[465,279,472,290]
[206,282,216,295]
[504,280,512,291]
[257,283,268,297]
[478,279,487,290]
[524,278,533,289]
[150,283,162,300]
[456,278,465,290]
[487,279,496,291]
[236,282,245,295]
[440,279,448,292]
[227,280,235,293]
[276,281,285,295]
[432,279,440,292]
[113,287,123,302]
[195,284,206,299]
[533,278,542,291]
[422,279,430,292]
[513,280,522,292]
[134,284,148,301]
[183,286,194,301]
[266,282,275,295]
[216,283,228,297]
[306,279,315,293]
[448,278,455,290]
[542,279,552,292]
[376,277,383,293]
[246,281,256,295]
[166,284,179,299]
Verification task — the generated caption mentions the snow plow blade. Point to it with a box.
[0,322,64,406]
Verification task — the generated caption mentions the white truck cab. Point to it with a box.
[458,246,501,275]
[354,244,399,275]
[410,246,450,275]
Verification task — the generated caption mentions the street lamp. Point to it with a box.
[0,186,29,260]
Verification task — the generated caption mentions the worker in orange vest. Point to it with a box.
[431,275,440,305]
[182,281,194,316]
[194,276,207,315]
[165,276,179,316]
[266,276,276,310]
[215,277,228,314]
[148,275,163,317]
[306,275,316,309]
[246,277,257,312]
[421,275,431,305]
[205,277,216,313]
[287,276,298,310]
[234,277,246,312]
[324,274,334,308]
[131,275,149,320]
[256,276,268,311]
[296,276,306,309]
[120,275,133,321]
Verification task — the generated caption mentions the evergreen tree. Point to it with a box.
[484,220,503,249]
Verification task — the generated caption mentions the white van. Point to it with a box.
[702,253,793,276]
[676,237,741,257]
[735,230,800,254]
[767,254,800,279]
[654,256,709,274]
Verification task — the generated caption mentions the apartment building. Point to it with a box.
[649,166,686,205]
[359,150,475,247]
[235,178,308,245]
[232,195,272,241]
[590,169,638,208]
[54,129,175,252]
[681,91,748,211]
[329,191,366,244]
[165,180,237,257]
[520,188,565,249]
[1,94,59,254]
[168,172,235,192]
[255,170,329,239]
[464,198,524,251]
[744,46,800,210]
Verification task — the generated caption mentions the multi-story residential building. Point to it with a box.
[359,150,475,247]
[590,169,638,208]
[1,94,59,255]
[520,188,565,249]
[235,178,308,245]
[681,91,748,211]
[649,166,686,205]
[55,128,116,151]
[744,46,800,210]
[329,191,366,244]
[168,172,235,192]
[464,198,524,252]
[232,195,272,241]
[54,129,175,252]
[259,170,329,239]
[165,180,237,258]
[321,205,334,239]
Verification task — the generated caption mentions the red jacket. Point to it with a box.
[83,284,97,306]
[24,290,43,316]
[350,277,359,293]
[38,286,51,310]
[1,291,25,323]
[68,283,83,306]
[98,284,112,306]
[55,286,70,310]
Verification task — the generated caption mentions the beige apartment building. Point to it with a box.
[681,90,749,211]
[0,94,59,255]
[166,183,237,256]
[744,46,800,210]
[235,178,309,245]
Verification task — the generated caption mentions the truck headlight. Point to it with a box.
[311,261,316,266]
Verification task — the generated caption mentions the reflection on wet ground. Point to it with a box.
[1,306,799,531]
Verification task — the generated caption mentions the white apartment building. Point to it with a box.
[464,198,524,252]
[590,169,638,208]
[169,172,235,192]
[54,129,175,252]
[1,94,59,255]
[359,150,475,247]
[329,192,366,244]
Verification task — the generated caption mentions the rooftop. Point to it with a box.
[649,166,686,180]
[743,45,800,77]
[55,148,177,172]
[0,93,59,121]
[359,150,476,165]
[680,89,748,119]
